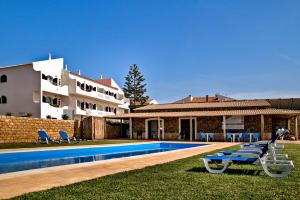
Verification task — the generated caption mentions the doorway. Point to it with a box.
[180,119,190,140]
[148,120,158,139]
[146,118,164,140]
[179,118,196,141]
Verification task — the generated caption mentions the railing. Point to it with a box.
[41,79,68,96]
[41,103,68,119]
[70,83,124,104]
[75,107,115,117]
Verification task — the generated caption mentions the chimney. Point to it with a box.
[65,64,68,70]
[100,74,103,79]
[188,95,193,102]
[78,70,81,75]
[48,52,52,60]
[206,95,209,102]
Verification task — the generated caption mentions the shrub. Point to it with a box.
[5,112,12,116]
[62,114,69,120]
[23,113,33,117]
[46,115,52,119]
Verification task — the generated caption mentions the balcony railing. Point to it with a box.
[41,102,68,119]
[42,79,68,96]
[75,107,115,117]
[69,82,123,104]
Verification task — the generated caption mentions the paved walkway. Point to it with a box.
[0,142,236,199]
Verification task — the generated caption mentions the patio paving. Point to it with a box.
[0,142,237,199]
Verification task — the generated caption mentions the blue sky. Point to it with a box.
[0,0,299,103]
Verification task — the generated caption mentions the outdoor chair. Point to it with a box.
[236,133,243,142]
[199,132,206,141]
[59,131,81,143]
[226,133,233,142]
[208,133,215,142]
[243,132,250,142]
[200,129,294,178]
[37,130,60,144]
[253,133,260,142]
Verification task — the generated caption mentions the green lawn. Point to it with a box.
[13,144,300,200]
[0,139,141,149]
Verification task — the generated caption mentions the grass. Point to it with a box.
[13,144,300,200]
[0,139,141,149]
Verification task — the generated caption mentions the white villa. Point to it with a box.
[0,56,129,119]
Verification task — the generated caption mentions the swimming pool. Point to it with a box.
[0,142,206,174]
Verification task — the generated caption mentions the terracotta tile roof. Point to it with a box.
[134,100,271,111]
[191,97,219,103]
[107,108,300,118]
[95,78,119,90]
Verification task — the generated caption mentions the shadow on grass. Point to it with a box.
[187,167,262,176]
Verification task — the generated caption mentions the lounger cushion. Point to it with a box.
[204,155,257,163]
[219,150,261,155]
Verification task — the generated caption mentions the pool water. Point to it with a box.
[0,142,206,174]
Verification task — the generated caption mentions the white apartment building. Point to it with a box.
[0,57,129,120]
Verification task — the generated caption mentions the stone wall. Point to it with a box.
[197,116,223,133]
[0,116,76,143]
[164,117,179,140]
[132,118,146,139]
[106,124,121,139]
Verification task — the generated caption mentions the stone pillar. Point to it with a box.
[158,117,161,140]
[288,118,291,130]
[145,119,148,140]
[190,117,193,141]
[223,115,226,141]
[129,118,133,139]
[261,115,264,138]
[295,116,299,141]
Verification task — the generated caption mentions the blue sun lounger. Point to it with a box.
[59,131,81,143]
[37,130,60,144]
[201,129,294,178]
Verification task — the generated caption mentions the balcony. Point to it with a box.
[69,82,123,104]
[42,79,68,96]
[41,102,69,119]
[75,107,115,117]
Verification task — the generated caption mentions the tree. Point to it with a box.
[123,64,148,108]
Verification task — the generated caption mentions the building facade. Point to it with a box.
[108,100,300,141]
[0,57,129,119]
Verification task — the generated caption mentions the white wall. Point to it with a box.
[0,64,41,117]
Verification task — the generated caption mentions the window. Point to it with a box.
[81,102,85,110]
[93,87,96,91]
[53,78,58,86]
[77,81,81,87]
[93,104,96,110]
[1,96,7,104]
[0,75,7,83]
[80,83,85,90]
[42,74,47,80]
[85,102,89,109]
[42,96,46,103]
[52,98,58,106]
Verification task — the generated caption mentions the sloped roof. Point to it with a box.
[107,108,300,118]
[134,100,271,111]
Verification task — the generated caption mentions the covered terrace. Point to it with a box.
[107,108,300,142]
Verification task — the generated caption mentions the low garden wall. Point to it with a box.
[0,116,77,143]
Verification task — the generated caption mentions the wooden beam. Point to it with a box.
[129,118,133,139]
[223,115,226,141]
[261,115,264,139]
